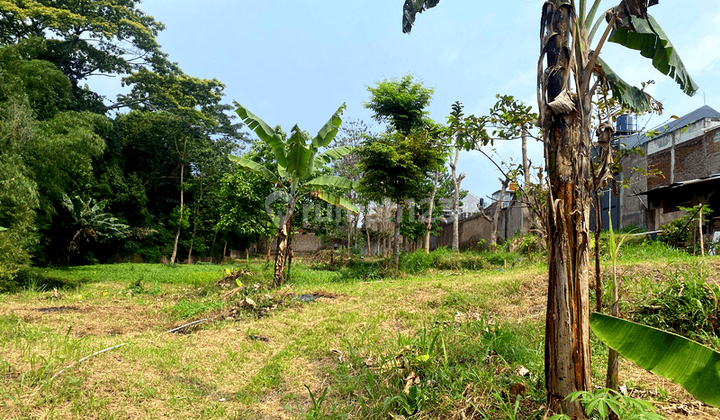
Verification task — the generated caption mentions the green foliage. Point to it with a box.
[364,74,434,135]
[357,131,445,206]
[609,14,698,96]
[484,251,521,267]
[548,388,662,420]
[657,204,712,250]
[333,318,542,418]
[0,99,38,285]
[398,248,488,273]
[172,298,226,320]
[217,141,275,247]
[0,266,86,293]
[591,313,720,408]
[0,0,165,83]
[632,265,719,343]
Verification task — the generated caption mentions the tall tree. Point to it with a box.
[403,0,697,416]
[230,103,358,286]
[357,130,444,267]
[361,75,444,266]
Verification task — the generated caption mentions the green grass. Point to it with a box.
[1,248,718,419]
[43,262,243,286]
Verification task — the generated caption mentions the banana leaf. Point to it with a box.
[304,175,357,191]
[314,145,353,166]
[285,126,314,181]
[597,58,658,114]
[590,313,720,407]
[312,103,346,149]
[0,226,7,231]
[234,103,288,168]
[609,14,698,96]
[316,190,359,214]
[402,0,441,33]
[228,155,284,187]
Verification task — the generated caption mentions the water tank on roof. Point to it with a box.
[616,114,636,134]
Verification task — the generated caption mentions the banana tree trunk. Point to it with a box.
[540,2,591,416]
[273,192,297,286]
[273,221,289,287]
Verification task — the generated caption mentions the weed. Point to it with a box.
[548,388,663,420]
[632,264,720,343]
[171,298,225,320]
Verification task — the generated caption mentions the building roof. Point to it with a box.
[635,173,720,196]
[617,105,720,149]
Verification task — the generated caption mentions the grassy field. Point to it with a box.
[1,244,719,419]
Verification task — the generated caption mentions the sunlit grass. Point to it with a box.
[1,245,718,419]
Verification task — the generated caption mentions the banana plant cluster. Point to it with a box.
[229,103,358,286]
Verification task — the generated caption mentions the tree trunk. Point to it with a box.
[170,160,185,263]
[273,193,297,286]
[273,219,290,287]
[424,169,440,253]
[490,178,509,247]
[450,147,465,252]
[170,139,187,264]
[540,2,591,416]
[392,202,402,268]
[366,225,372,257]
[700,205,705,257]
[522,125,530,187]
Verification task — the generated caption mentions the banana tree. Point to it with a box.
[403,0,697,416]
[229,103,358,286]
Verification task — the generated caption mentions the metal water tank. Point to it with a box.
[616,114,635,133]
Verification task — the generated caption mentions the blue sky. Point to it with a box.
[90,0,720,202]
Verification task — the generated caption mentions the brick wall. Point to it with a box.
[674,136,705,182]
[647,149,671,190]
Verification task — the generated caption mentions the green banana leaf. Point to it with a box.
[609,14,698,96]
[314,145,353,166]
[597,58,657,114]
[590,313,720,407]
[312,103,346,149]
[0,226,7,231]
[228,155,284,187]
[304,175,357,191]
[234,103,288,168]
[402,0,441,33]
[316,190,359,214]
[285,126,314,181]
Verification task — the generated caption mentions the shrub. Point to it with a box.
[1,267,86,293]
[484,252,521,267]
